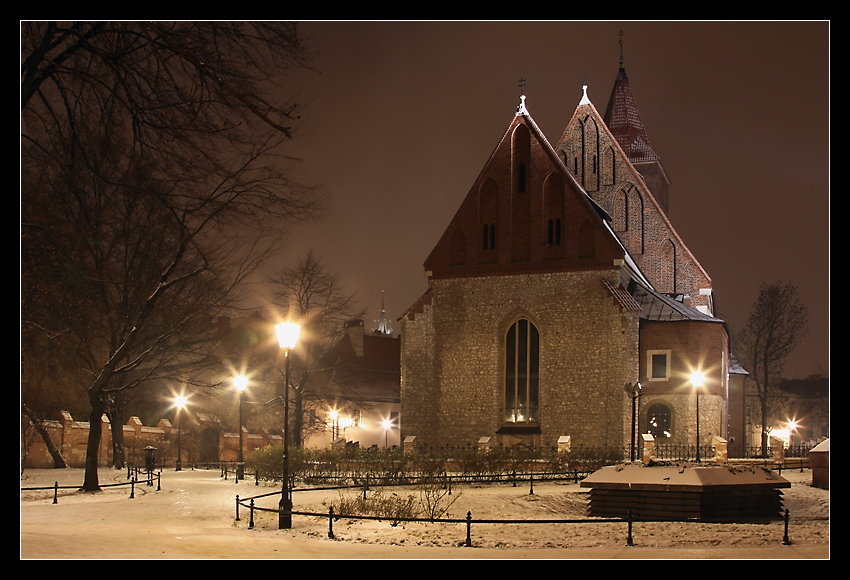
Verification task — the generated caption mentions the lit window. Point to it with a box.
[505,319,539,423]
[647,404,672,438]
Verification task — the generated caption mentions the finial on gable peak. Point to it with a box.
[516,94,529,116]
[579,85,591,105]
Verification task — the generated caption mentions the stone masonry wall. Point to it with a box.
[401,267,640,450]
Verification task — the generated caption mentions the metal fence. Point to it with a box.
[234,476,811,548]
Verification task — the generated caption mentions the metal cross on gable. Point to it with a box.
[518,77,526,95]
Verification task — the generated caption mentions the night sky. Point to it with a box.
[263,21,829,379]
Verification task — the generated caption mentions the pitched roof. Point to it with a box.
[631,282,723,323]
[422,96,626,280]
[602,67,661,165]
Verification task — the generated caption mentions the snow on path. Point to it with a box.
[21,467,829,559]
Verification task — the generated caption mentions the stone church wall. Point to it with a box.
[401,268,640,450]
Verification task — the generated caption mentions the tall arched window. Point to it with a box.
[505,319,539,424]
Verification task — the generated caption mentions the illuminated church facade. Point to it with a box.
[399,59,740,453]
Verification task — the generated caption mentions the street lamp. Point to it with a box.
[624,382,642,461]
[275,321,300,530]
[329,409,338,441]
[382,419,392,448]
[234,375,247,480]
[691,371,705,462]
[175,395,186,471]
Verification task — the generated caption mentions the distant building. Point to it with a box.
[400,50,735,453]
[302,318,401,449]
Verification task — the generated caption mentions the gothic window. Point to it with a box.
[518,162,526,193]
[479,179,499,263]
[505,319,540,424]
[647,404,672,439]
[543,173,565,252]
[660,239,676,293]
[482,223,496,250]
[547,218,562,246]
[612,189,627,232]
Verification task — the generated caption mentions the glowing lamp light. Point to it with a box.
[175,395,186,409]
[691,372,705,388]
[234,375,247,392]
[275,322,301,350]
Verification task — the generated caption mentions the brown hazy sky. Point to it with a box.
[262,21,829,378]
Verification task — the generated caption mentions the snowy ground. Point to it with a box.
[20,466,829,559]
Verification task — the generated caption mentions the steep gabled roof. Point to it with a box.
[423,96,626,280]
[558,85,711,294]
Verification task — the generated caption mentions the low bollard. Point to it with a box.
[328,506,335,539]
[249,499,255,529]
[627,511,634,546]
[783,509,791,545]
[465,512,472,547]
[130,477,135,499]
[235,495,240,521]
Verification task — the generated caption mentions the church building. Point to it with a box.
[400,54,733,453]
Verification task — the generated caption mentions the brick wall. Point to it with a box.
[557,102,713,313]
[639,319,729,446]
[23,411,282,469]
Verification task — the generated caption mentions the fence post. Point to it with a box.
[130,477,135,499]
[328,506,335,539]
[52,481,58,504]
[157,471,161,491]
[783,509,791,545]
[529,473,534,495]
[235,495,240,521]
[465,511,472,547]
[249,499,255,529]
[627,510,634,546]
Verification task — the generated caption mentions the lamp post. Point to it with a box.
[625,383,642,461]
[175,395,186,471]
[234,375,247,480]
[275,321,300,530]
[329,410,338,441]
[382,419,391,448]
[691,372,705,462]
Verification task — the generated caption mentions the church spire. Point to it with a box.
[603,31,655,164]
[602,30,670,214]
[372,290,393,336]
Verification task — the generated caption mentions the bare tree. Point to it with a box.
[263,249,363,447]
[736,281,809,454]
[21,22,323,490]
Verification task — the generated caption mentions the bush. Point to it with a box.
[323,489,420,524]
